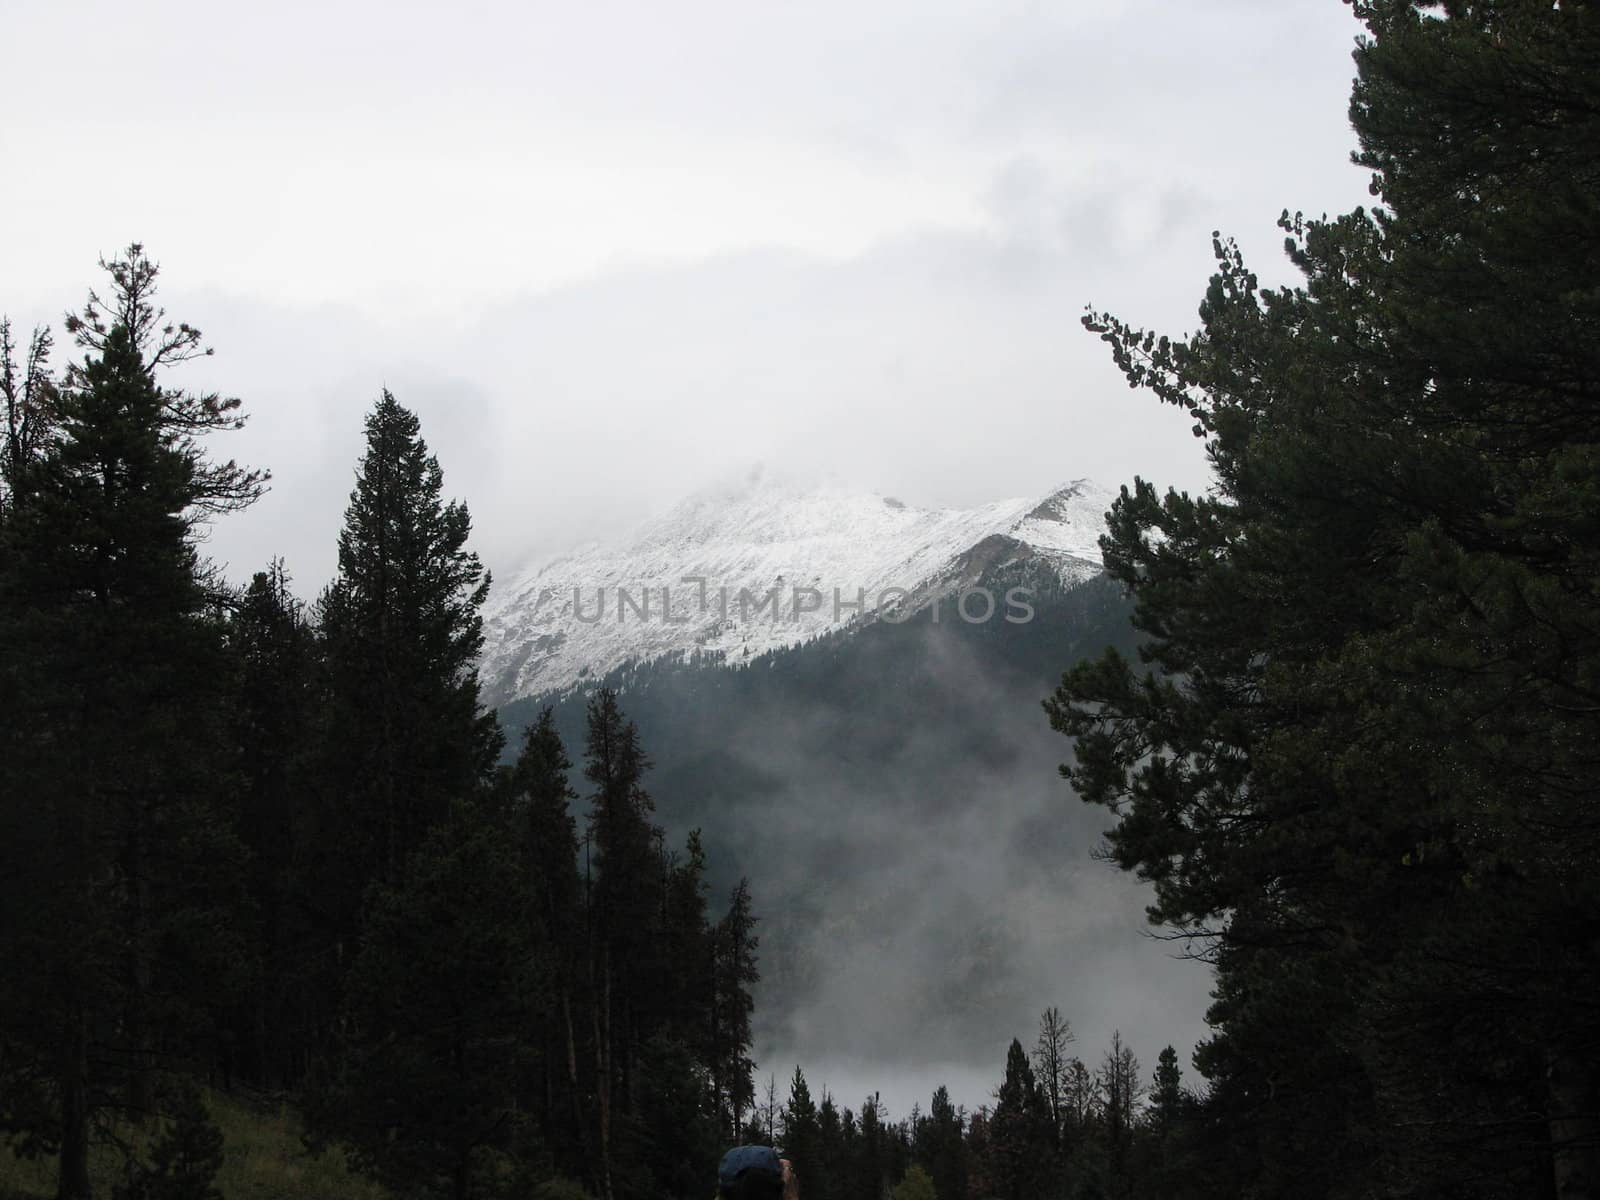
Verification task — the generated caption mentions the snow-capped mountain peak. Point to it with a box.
[479,474,1113,703]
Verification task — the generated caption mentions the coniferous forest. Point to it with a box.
[4,3,1600,1199]
[0,250,760,1200]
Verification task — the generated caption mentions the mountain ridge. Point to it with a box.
[479,472,1115,704]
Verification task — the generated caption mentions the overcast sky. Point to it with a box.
[3,0,1374,591]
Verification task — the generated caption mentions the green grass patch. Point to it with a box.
[0,1089,388,1200]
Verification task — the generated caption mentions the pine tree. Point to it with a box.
[1141,1046,1194,1200]
[817,1093,845,1200]
[782,1067,822,1200]
[984,1041,1054,1200]
[711,878,760,1137]
[306,798,540,1200]
[1148,1047,1182,1136]
[923,1086,967,1200]
[581,688,662,1200]
[854,1096,890,1200]
[0,247,261,1198]
[317,388,502,896]
[659,830,714,1056]
[225,561,319,1087]
[509,708,588,1177]
[1047,4,1600,1194]
[515,709,583,958]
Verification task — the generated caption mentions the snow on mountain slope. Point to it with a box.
[479,469,1114,704]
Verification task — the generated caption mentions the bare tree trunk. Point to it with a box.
[125,794,155,1122]
[57,1004,92,1200]
[623,1003,638,1120]
[1549,1049,1599,1199]
[563,989,588,1162]
[254,1000,270,1091]
[592,945,614,1200]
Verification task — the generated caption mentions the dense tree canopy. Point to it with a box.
[1047,2,1600,1196]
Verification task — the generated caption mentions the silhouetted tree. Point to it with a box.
[923,1086,968,1200]
[783,1067,822,1200]
[582,688,661,1199]
[0,246,261,1197]
[1049,3,1600,1194]
[317,388,502,892]
[1032,1008,1074,1146]
[712,878,760,1136]
[225,561,319,1087]
[509,708,587,1176]
[985,1041,1055,1200]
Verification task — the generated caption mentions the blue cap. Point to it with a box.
[718,1146,783,1187]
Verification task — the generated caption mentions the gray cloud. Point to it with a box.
[6,1,1375,595]
[162,211,1228,589]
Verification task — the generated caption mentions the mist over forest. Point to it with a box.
[5,3,1600,1200]
[513,577,1213,1119]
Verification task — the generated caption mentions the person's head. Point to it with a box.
[717,1146,785,1200]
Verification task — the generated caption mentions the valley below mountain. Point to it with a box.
[485,473,1213,1114]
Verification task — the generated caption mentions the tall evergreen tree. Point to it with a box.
[1142,1046,1194,1200]
[509,708,588,1177]
[923,1086,968,1200]
[1148,1047,1182,1137]
[314,388,502,951]
[659,830,714,1056]
[817,1092,845,1200]
[1048,3,1600,1195]
[711,878,760,1137]
[224,561,320,1087]
[581,688,661,1200]
[782,1067,822,1200]
[984,1041,1054,1200]
[0,246,261,1198]
[853,1096,893,1200]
